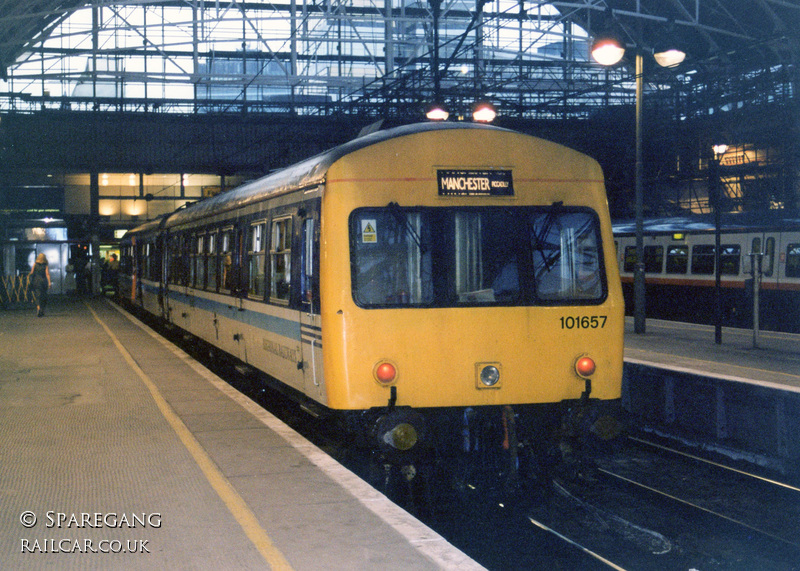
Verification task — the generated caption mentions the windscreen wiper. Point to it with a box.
[387,202,426,253]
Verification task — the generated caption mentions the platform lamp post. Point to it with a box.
[425,0,449,121]
[710,143,728,344]
[591,35,685,335]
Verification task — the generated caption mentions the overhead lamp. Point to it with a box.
[590,35,625,66]
[472,101,496,123]
[653,47,686,68]
[712,144,728,159]
[425,103,449,121]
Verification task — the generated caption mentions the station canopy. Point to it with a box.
[0,1,796,119]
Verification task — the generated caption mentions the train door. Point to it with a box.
[299,208,324,400]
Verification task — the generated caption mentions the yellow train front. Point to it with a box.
[119,122,623,459]
[318,124,623,452]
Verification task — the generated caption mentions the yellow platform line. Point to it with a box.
[85,302,294,570]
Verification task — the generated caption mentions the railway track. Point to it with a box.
[522,435,800,570]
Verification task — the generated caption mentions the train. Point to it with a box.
[613,215,800,333]
[119,122,624,461]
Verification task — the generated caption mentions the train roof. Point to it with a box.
[612,212,800,236]
[128,121,514,235]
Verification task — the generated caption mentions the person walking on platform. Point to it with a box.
[29,253,51,317]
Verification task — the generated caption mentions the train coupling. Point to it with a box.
[372,408,426,453]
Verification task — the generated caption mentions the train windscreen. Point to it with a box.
[350,206,607,308]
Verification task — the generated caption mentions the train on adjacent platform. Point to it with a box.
[119,122,624,460]
[613,216,800,333]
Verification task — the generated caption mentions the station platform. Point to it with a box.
[0,297,483,570]
[621,317,800,473]
[623,317,800,392]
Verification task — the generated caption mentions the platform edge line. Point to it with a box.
[85,301,294,571]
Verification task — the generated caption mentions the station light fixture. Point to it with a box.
[471,101,497,123]
[590,35,625,66]
[425,102,449,121]
[653,47,686,68]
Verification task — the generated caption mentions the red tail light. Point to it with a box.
[575,356,596,378]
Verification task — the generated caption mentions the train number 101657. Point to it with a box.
[560,315,607,329]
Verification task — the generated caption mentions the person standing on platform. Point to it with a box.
[29,253,51,317]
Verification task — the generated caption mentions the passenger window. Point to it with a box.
[691,245,715,275]
[219,228,233,292]
[644,245,663,273]
[248,223,266,298]
[764,237,775,277]
[301,218,316,306]
[623,246,636,273]
[193,234,205,288]
[206,232,217,290]
[270,217,292,303]
[720,245,740,275]
[786,243,800,278]
[665,245,688,274]
[168,234,187,285]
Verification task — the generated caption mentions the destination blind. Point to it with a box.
[437,169,514,196]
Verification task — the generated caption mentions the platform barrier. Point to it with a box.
[0,275,36,306]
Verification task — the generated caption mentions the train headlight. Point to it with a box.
[374,361,397,385]
[476,363,502,388]
[575,355,596,378]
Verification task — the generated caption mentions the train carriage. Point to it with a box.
[120,122,624,453]
[613,216,800,333]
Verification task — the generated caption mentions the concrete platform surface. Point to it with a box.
[0,297,484,570]
[624,317,800,392]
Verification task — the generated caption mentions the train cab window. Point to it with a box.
[270,217,292,303]
[786,243,800,278]
[206,232,217,290]
[665,245,689,274]
[720,245,741,275]
[691,245,715,275]
[248,222,266,298]
[350,206,605,308]
[530,210,603,301]
[351,209,433,306]
[219,228,233,292]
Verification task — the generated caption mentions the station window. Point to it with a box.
[248,222,266,298]
[270,217,292,303]
[665,245,688,274]
[786,243,800,278]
